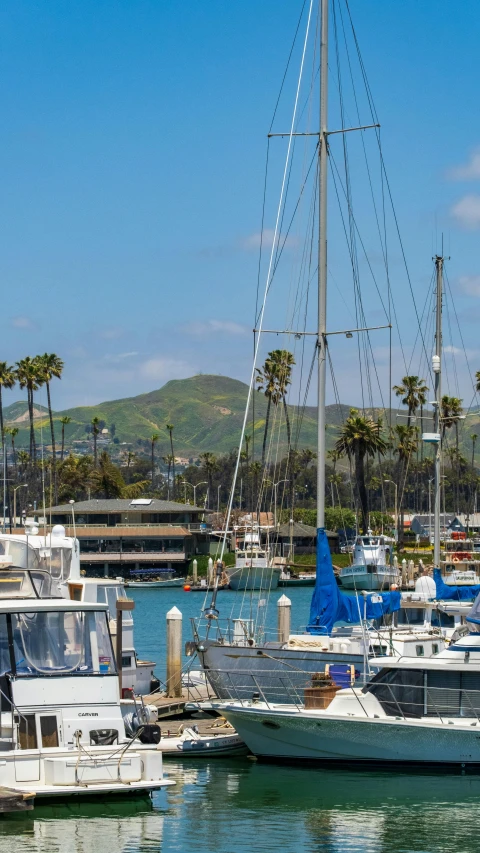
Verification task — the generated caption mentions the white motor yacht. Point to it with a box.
[339,534,399,591]
[0,570,174,797]
[0,525,156,695]
[218,593,480,767]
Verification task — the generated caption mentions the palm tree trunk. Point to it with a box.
[94,433,97,468]
[11,436,16,478]
[0,386,4,448]
[355,449,368,534]
[283,398,291,450]
[151,442,155,484]
[61,425,65,461]
[28,388,35,461]
[46,381,57,500]
[262,398,272,467]
[169,432,175,499]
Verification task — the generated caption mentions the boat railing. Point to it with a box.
[200,667,308,709]
[191,616,279,646]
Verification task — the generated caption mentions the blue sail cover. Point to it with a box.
[307,528,401,635]
[433,567,480,601]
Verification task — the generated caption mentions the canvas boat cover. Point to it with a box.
[307,528,400,635]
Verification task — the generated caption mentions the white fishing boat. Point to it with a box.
[227,531,281,591]
[441,535,480,585]
[0,573,174,797]
[339,534,398,591]
[0,525,157,695]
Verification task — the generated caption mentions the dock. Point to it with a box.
[0,787,35,813]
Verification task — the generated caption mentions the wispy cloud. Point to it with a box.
[99,327,124,340]
[448,149,480,180]
[10,316,35,329]
[240,228,298,251]
[443,345,462,355]
[183,319,249,336]
[103,351,139,363]
[451,195,480,229]
[458,275,480,297]
[138,357,193,382]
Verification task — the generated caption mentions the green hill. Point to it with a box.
[8,373,471,460]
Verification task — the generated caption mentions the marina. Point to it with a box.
[0,0,480,849]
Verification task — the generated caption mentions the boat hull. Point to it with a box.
[339,569,398,591]
[197,640,366,702]
[221,704,480,766]
[125,578,186,588]
[228,567,281,591]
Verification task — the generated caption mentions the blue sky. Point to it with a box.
[1,0,480,412]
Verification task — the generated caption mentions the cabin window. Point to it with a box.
[431,611,455,629]
[395,608,425,627]
[365,668,424,718]
[40,715,59,748]
[426,671,480,717]
[19,714,37,749]
[97,586,119,618]
[10,610,116,677]
[416,645,425,657]
[432,644,439,655]
[121,655,132,668]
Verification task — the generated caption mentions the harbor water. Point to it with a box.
[1,587,480,853]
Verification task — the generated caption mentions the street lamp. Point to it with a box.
[182,480,207,507]
[383,480,398,543]
[69,499,76,539]
[217,484,221,514]
[13,484,27,529]
[265,479,289,529]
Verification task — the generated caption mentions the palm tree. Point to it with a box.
[475,371,480,392]
[16,357,42,460]
[166,424,175,498]
[162,454,174,499]
[392,424,418,544]
[150,433,160,484]
[269,350,295,449]
[91,416,101,467]
[59,416,72,460]
[335,409,388,534]
[472,434,478,471]
[256,354,281,466]
[0,363,16,446]
[5,427,19,477]
[393,375,429,426]
[36,354,63,495]
[244,434,251,508]
[199,452,218,507]
[441,395,463,448]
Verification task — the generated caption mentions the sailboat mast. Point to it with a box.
[433,255,443,566]
[317,0,328,531]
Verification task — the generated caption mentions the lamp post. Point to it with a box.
[13,484,28,530]
[69,499,76,539]
[428,477,434,544]
[217,484,221,514]
[384,479,398,543]
[265,479,289,529]
[182,480,207,507]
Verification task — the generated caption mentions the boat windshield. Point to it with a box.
[4,610,116,677]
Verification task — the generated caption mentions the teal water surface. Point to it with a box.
[0,588,479,853]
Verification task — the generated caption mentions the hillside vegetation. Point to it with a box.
[1,373,455,458]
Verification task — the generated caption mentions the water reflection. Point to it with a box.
[3,754,480,851]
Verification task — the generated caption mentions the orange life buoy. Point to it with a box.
[452,556,460,563]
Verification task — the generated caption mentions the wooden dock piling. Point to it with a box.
[166,606,183,698]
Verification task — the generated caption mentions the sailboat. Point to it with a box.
[190,0,473,705]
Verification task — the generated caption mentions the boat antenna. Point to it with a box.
[317,0,328,534]
[433,254,444,568]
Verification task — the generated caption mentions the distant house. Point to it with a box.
[275,522,339,556]
[411,513,456,538]
[39,498,212,578]
[451,514,480,535]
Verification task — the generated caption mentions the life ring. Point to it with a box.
[452,556,460,563]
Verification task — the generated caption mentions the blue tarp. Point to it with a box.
[433,567,480,601]
[306,528,401,635]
